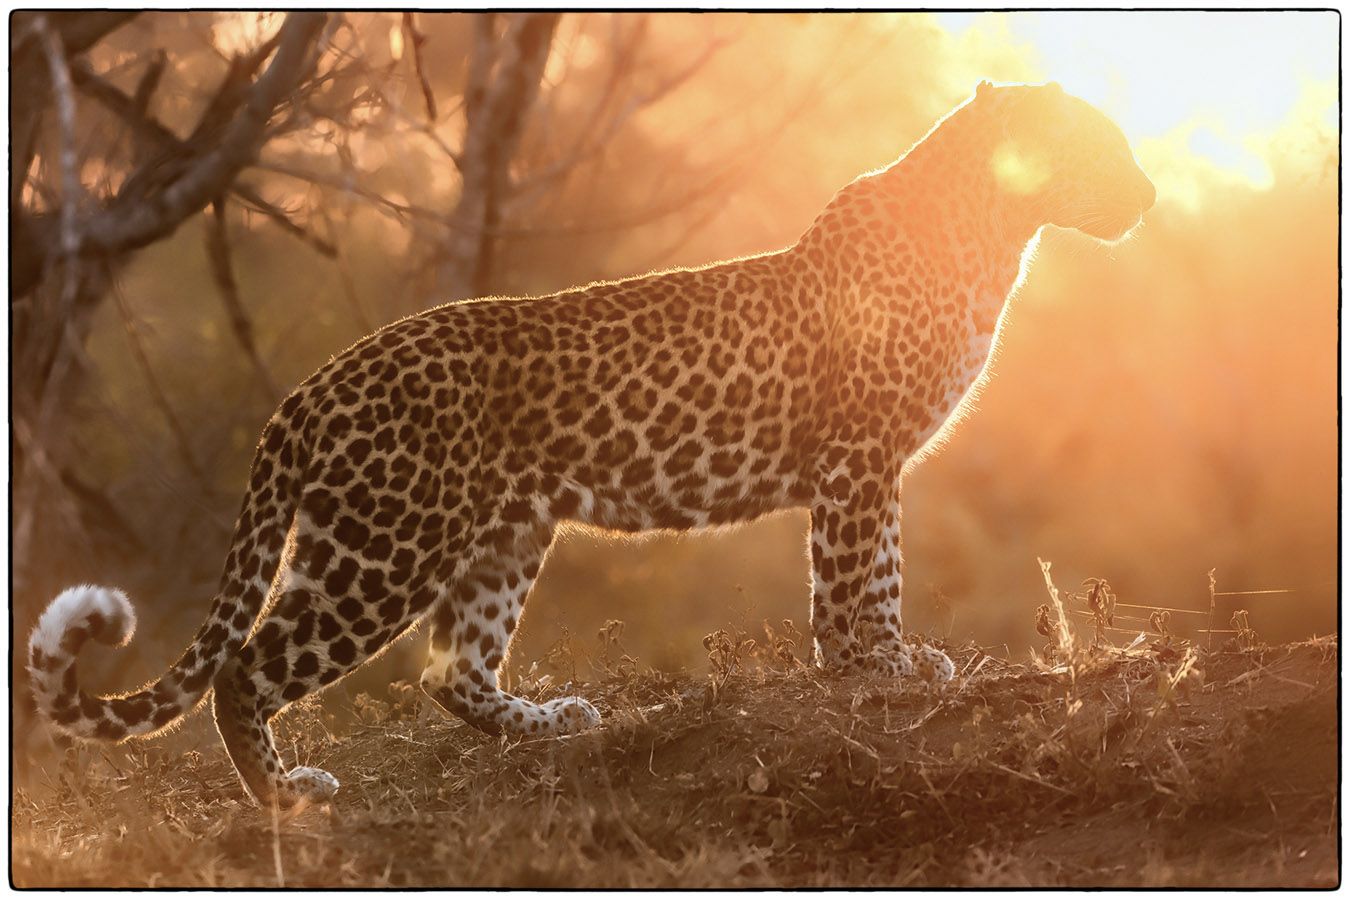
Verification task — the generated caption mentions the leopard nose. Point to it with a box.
[1138,174,1156,211]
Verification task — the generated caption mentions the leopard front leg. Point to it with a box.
[807,447,889,672]
[809,459,953,685]
[850,489,954,685]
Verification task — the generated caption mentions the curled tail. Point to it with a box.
[27,413,308,742]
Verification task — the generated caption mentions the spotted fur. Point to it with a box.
[28,82,1154,807]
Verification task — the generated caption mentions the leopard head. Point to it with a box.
[977,81,1155,242]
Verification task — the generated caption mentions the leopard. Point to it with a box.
[27,81,1155,809]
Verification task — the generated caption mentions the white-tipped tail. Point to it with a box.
[27,417,308,743]
[30,584,137,658]
[27,584,153,740]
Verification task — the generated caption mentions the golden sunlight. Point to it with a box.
[934,11,1337,188]
[12,11,1338,888]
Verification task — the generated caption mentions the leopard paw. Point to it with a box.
[284,766,339,804]
[541,696,601,734]
[862,645,915,678]
[912,645,955,686]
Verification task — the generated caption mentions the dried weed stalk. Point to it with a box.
[1036,558,1078,662]
[1229,610,1259,651]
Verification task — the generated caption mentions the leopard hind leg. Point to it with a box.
[213,520,440,808]
[420,531,600,736]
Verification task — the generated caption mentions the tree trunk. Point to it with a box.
[436,12,560,302]
[10,11,328,599]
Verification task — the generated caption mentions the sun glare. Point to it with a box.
[935,11,1337,187]
[991,141,1051,196]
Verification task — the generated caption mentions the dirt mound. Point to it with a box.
[12,638,1338,887]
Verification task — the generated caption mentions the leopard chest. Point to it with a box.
[906,280,1006,448]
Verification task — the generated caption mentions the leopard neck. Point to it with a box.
[793,126,1045,335]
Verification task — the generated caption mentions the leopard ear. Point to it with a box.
[976,80,994,98]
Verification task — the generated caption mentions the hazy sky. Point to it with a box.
[934,11,1338,182]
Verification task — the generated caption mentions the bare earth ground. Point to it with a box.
[11,636,1338,888]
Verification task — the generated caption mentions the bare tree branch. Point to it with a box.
[10,12,139,200]
[68,60,337,257]
[10,11,140,57]
[12,12,329,298]
[205,199,282,399]
[230,188,337,255]
[403,13,438,123]
[314,17,460,169]
[186,27,286,144]
[81,12,326,251]
[315,201,377,334]
[109,281,207,483]
[515,24,727,208]
[58,466,147,555]
[256,158,445,223]
[129,48,166,119]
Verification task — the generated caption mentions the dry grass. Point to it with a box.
[11,616,1337,888]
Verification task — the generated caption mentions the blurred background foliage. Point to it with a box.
[11,12,1336,703]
